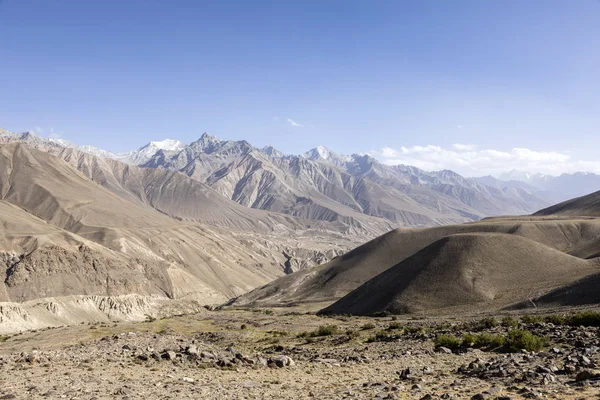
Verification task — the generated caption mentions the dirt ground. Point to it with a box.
[1,308,599,399]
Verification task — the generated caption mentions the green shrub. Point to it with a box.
[505,330,549,352]
[521,315,544,324]
[346,329,359,339]
[404,325,426,335]
[461,333,505,349]
[263,309,274,315]
[544,314,567,326]
[366,330,394,343]
[240,324,248,330]
[309,325,340,337]
[360,323,376,330]
[373,310,392,317]
[501,316,519,328]
[568,311,600,327]
[477,317,497,329]
[387,322,403,330]
[434,334,461,351]
[462,333,476,346]
[0,335,8,342]
[473,333,505,349]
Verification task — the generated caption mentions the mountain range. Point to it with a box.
[2,126,600,330]
[1,128,561,231]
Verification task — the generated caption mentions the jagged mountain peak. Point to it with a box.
[261,145,285,158]
[189,132,223,153]
[303,145,351,166]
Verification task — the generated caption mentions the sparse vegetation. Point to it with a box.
[520,315,544,324]
[298,325,340,338]
[471,333,505,349]
[505,329,549,352]
[434,334,462,351]
[0,335,9,342]
[387,322,403,330]
[373,311,391,317]
[501,316,519,328]
[360,323,376,330]
[473,317,497,331]
[568,311,600,327]
[544,314,567,326]
[366,330,395,343]
[345,329,359,339]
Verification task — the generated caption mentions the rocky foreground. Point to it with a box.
[0,309,599,399]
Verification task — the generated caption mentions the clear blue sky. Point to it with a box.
[1,0,599,175]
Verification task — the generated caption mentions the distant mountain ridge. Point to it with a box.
[0,128,550,229]
[475,170,600,203]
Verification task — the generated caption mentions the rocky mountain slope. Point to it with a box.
[0,142,363,308]
[1,128,549,230]
[139,133,548,227]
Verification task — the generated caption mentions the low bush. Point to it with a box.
[360,323,376,330]
[366,330,395,343]
[475,317,498,330]
[505,329,549,352]
[544,314,567,326]
[387,322,403,330]
[461,333,505,349]
[472,333,505,349]
[520,315,544,324]
[299,325,340,338]
[501,316,519,328]
[434,334,461,351]
[568,311,600,327]
[346,329,359,339]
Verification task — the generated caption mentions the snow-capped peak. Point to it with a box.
[147,139,185,152]
[303,146,351,166]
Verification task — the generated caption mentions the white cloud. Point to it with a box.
[376,144,600,177]
[287,118,304,127]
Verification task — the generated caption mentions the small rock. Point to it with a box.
[576,370,595,382]
[161,351,177,361]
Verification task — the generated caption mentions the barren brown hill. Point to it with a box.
[230,215,600,310]
[535,190,600,217]
[321,233,600,315]
[508,272,600,309]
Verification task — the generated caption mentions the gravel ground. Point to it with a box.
[0,309,599,399]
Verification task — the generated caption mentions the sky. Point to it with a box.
[1,0,599,177]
